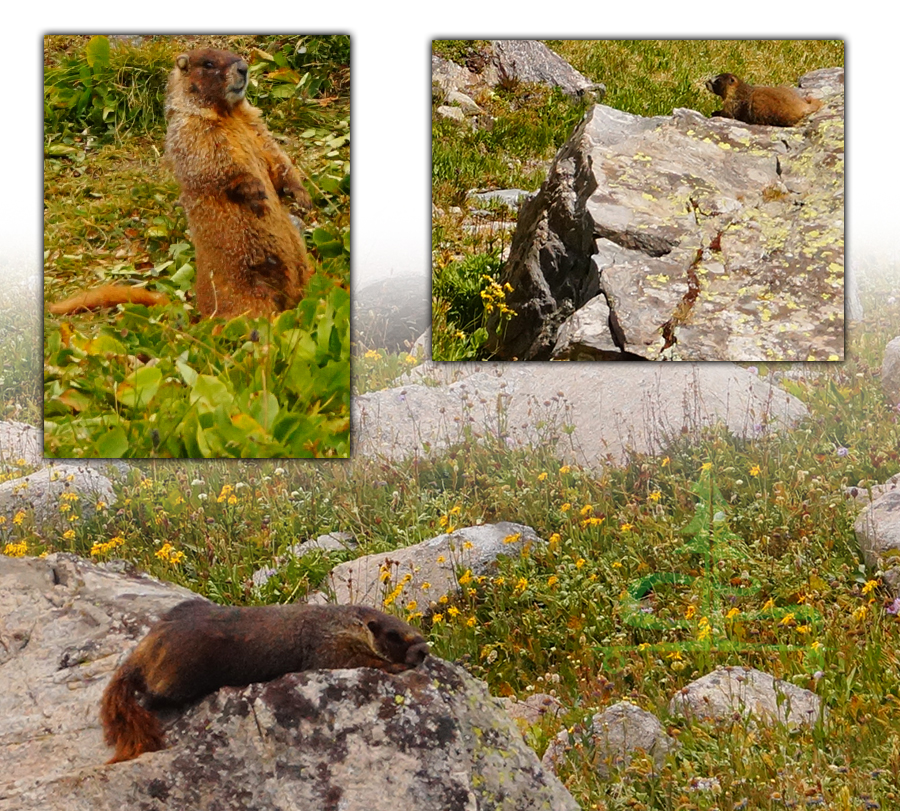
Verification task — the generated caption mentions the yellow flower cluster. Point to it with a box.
[91,536,125,556]
[217,484,238,505]
[155,543,185,564]
[382,573,413,608]
[3,541,28,557]
[480,276,517,318]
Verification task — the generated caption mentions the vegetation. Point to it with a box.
[432,39,846,360]
[7,252,900,808]
[43,35,350,457]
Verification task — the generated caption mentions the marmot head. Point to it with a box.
[173,48,249,113]
[363,610,430,668]
[706,73,741,99]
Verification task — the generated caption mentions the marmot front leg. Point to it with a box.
[270,161,313,210]
[225,173,269,218]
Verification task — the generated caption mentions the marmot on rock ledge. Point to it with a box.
[705,72,824,127]
[51,48,312,319]
[99,600,429,763]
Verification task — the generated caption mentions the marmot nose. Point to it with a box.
[237,61,248,80]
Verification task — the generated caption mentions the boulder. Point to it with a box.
[542,701,676,778]
[354,361,807,470]
[668,666,825,729]
[855,487,900,592]
[882,336,900,406]
[322,522,543,611]
[0,555,578,811]
[486,69,845,361]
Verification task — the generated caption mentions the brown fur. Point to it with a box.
[99,601,429,763]
[706,73,823,127]
[165,48,312,318]
[48,284,169,314]
[50,48,312,319]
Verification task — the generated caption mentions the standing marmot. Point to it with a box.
[705,73,824,127]
[165,48,312,318]
[50,48,312,319]
[100,600,429,763]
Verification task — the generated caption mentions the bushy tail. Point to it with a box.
[99,662,165,764]
[49,284,169,315]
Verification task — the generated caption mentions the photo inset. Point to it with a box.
[432,39,845,362]
[44,35,350,458]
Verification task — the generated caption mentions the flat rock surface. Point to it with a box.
[486,69,844,361]
[354,362,808,469]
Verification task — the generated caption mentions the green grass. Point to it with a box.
[432,39,846,361]
[44,34,350,457]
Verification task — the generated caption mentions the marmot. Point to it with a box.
[50,48,312,319]
[706,73,824,127]
[100,601,429,763]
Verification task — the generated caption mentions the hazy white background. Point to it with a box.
[5,9,880,298]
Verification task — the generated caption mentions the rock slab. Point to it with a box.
[486,69,844,361]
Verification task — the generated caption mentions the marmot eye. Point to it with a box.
[203,61,215,69]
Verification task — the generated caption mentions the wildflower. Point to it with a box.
[701,462,712,472]
[862,579,878,596]
[547,575,559,587]
[503,533,521,545]
[364,349,383,361]
[458,569,473,586]
[559,466,571,474]
[579,504,593,517]
[762,598,775,611]
[582,516,604,527]
[436,555,446,563]
[217,484,234,503]
[620,523,633,531]
[779,613,796,627]
[406,601,418,612]
[13,511,26,526]
[548,533,561,546]
[661,457,670,467]
[537,472,548,482]
[421,582,432,591]
[466,616,477,627]
[853,605,868,621]
[575,558,586,569]
[3,541,27,558]
[749,465,761,477]
[560,503,571,513]
[91,536,125,556]
[447,606,460,618]
[432,613,444,624]
[685,605,697,620]
[62,529,75,541]
[648,490,661,502]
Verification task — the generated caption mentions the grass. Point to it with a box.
[432,39,846,361]
[43,35,351,457]
[7,254,900,808]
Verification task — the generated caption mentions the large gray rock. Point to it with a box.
[543,701,676,778]
[491,39,603,98]
[669,666,825,729]
[486,69,844,361]
[323,522,542,611]
[0,420,42,470]
[353,362,807,470]
[0,555,578,811]
[855,488,900,592]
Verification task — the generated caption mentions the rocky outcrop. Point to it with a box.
[353,361,808,470]
[433,40,604,102]
[486,68,845,362]
[0,555,578,811]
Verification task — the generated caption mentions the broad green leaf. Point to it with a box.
[115,365,162,409]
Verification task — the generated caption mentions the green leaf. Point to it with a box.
[93,426,129,458]
[85,36,111,70]
[115,365,162,409]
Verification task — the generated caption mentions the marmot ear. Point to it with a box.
[366,618,382,634]
[176,54,189,71]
